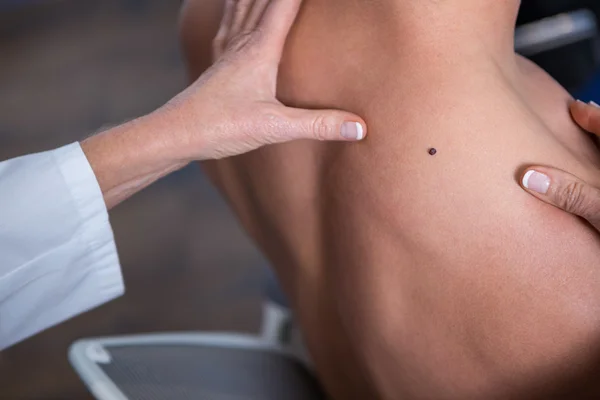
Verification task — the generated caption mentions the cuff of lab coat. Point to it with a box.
[54,142,125,300]
[0,143,125,350]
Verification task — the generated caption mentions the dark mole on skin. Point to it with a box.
[429,148,437,156]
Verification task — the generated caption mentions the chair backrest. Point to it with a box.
[515,9,598,56]
[515,8,599,92]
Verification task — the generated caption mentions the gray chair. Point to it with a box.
[515,8,599,91]
[69,271,320,400]
[69,332,324,400]
[515,8,599,58]
[69,11,600,400]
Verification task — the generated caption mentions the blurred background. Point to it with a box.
[0,0,600,398]
[0,1,267,398]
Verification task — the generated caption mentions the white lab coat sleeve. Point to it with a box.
[0,142,124,350]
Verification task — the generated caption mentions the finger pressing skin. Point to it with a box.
[278,106,367,142]
[570,100,600,137]
[521,166,600,230]
[243,0,270,32]
[258,0,302,61]
[213,0,235,60]
[229,0,254,39]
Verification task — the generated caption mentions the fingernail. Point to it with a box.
[341,122,364,141]
[590,101,600,108]
[522,170,550,194]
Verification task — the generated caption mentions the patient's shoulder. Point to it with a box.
[516,54,600,169]
[516,55,575,130]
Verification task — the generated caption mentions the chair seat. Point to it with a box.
[70,333,326,400]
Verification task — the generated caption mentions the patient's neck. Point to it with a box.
[317,0,520,59]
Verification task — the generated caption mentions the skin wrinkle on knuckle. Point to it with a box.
[311,115,333,141]
[556,180,594,217]
[586,187,600,223]
[224,32,258,60]
[249,26,266,43]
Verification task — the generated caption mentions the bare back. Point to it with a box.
[181,1,600,398]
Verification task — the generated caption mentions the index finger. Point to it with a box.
[570,100,600,137]
[257,0,303,60]
[213,0,236,61]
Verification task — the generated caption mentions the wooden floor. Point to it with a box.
[0,1,267,398]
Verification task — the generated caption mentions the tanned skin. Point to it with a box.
[180,1,600,398]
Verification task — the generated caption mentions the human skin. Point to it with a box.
[180,1,600,399]
[521,101,600,233]
[78,0,365,210]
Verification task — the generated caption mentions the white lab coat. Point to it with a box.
[0,143,124,350]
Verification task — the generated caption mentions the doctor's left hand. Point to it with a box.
[163,0,367,161]
[520,100,600,231]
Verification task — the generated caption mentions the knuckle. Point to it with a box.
[249,26,266,42]
[225,31,255,57]
[555,180,593,216]
[216,27,266,63]
[311,115,333,141]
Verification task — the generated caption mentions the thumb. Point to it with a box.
[280,107,367,142]
[521,167,600,229]
[570,100,600,136]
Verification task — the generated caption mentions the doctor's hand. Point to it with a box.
[82,0,366,209]
[164,0,366,160]
[520,100,600,231]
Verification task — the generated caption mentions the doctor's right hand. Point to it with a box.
[519,100,600,231]
[164,0,367,161]
[83,0,367,209]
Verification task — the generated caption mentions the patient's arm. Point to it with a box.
[181,1,600,399]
